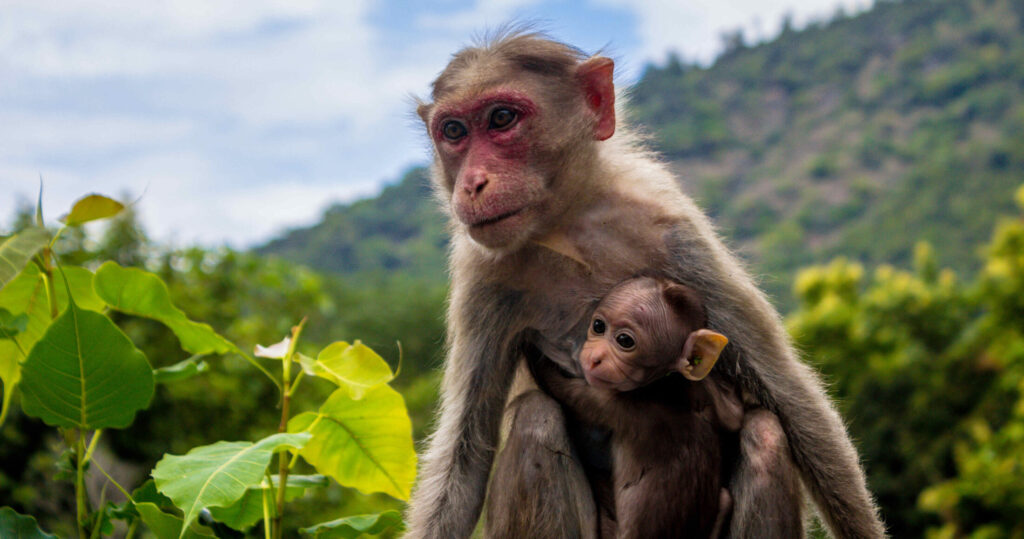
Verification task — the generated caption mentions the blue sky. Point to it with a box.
[1,0,865,247]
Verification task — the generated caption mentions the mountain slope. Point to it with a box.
[630,0,1024,302]
[257,167,449,282]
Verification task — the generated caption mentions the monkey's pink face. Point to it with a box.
[580,312,660,392]
[428,89,552,250]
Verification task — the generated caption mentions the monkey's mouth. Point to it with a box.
[469,208,524,229]
[584,371,619,390]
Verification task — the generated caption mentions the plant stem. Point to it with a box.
[273,389,291,539]
[91,458,132,500]
[40,261,60,320]
[262,487,273,539]
[75,429,87,539]
[83,429,102,464]
[272,317,306,539]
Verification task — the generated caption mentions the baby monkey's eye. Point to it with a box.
[615,333,636,350]
[592,318,606,335]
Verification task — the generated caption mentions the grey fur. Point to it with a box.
[485,390,597,539]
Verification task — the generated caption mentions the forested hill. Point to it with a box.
[258,0,1024,307]
[258,167,449,283]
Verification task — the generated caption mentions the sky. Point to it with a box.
[1,0,867,248]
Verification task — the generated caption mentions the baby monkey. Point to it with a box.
[531,276,743,539]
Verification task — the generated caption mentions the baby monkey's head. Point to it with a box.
[580,276,729,391]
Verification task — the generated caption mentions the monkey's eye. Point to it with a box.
[592,318,606,335]
[441,120,467,141]
[615,333,636,351]
[489,108,516,129]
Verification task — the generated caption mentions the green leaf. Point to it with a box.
[313,341,395,399]
[206,489,274,532]
[0,341,19,426]
[289,385,416,500]
[0,308,28,338]
[208,474,323,531]
[134,479,176,509]
[19,298,154,429]
[152,432,311,538]
[94,261,236,356]
[61,194,125,226]
[300,510,403,539]
[0,506,58,538]
[0,264,49,351]
[278,473,330,488]
[0,264,104,349]
[0,227,50,292]
[154,356,209,384]
[135,503,216,539]
[60,266,106,312]
[0,264,105,425]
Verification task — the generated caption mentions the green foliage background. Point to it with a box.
[5,0,1024,536]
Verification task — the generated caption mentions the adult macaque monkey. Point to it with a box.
[408,31,884,538]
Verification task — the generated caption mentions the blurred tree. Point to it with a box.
[788,186,1024,537]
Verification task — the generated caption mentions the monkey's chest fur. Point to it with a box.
[572,377,726,538]
[510,198,681,372]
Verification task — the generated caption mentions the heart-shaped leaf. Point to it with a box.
[300,510,403,538]
[0,506,58,539]
[94,262,236,356]
[0,265,103,426]
[312,341,395,399]
[61,194,124,226]
[152,432,310,538]
[288,385,416,500]
[19,297,154,429]
[0,227,50,291]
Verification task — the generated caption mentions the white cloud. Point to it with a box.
[0,112,195,157]
[416,0,547,34]
[0,0,435,246]
[599,0,869,65]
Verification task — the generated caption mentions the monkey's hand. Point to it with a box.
[528,351,581,397]
[706,374,744,432]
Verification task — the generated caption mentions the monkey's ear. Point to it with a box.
[575,57,615,141]
[678,329,728,381]
[662,282,703,323]
[416,102,432,124]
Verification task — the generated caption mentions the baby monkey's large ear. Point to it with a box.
[678,329,729,381]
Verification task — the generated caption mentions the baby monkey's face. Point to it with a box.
[580,280,687,392]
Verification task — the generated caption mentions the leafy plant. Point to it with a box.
[0,193,416,538]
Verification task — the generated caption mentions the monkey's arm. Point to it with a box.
[404,283,524,539]
[663,226,885,538]
[529,352,622,430]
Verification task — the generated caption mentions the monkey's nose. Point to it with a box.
[462,174,489,198]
